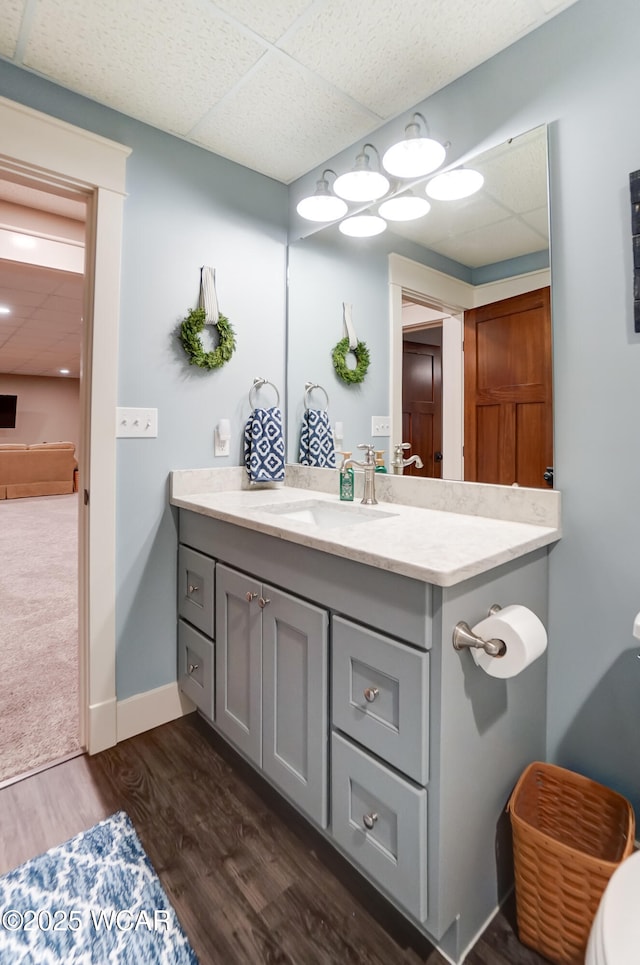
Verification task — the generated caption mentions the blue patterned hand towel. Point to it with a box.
[244,406,286,482]
[299,409,336,469]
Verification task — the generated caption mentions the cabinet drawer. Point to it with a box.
[178,544,215,637]
[178,619,214,719]
[331,732,427,922]
[332,617,429,785]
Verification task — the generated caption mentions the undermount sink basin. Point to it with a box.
[261,499,397,530]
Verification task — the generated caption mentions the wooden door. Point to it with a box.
[402,340,442,478]
[464,288,552,488]
[261,586,329,828]
[215,563,262,765]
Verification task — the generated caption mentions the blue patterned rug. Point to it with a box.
[0,811,198,964]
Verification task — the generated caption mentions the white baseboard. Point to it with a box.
[88,698,117,754]
[116,682,196,744]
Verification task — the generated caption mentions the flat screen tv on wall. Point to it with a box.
[0,395,17,428]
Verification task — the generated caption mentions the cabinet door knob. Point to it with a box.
[258,597,271,609]
[188,584,199,594]
[188,663,199,674]
[364,687,379,702]
[363,812,378,830]
[245,591,258,602]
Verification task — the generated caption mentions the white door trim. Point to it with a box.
[0,94,131,754]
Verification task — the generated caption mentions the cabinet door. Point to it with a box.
[215,564,262,765]
[262,586,329,828]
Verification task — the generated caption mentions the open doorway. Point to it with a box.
[1,93,130,763]
[401,295,446,478]
[0,176,86,784]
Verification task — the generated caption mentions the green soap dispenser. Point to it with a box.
[338,452,354,501]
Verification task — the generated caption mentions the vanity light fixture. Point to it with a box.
[382,112,447,179]
[339,214,387,237]
[333,144,390,203]
[296,169,348,222]
[378,191,431,222]
[426,167,484,201]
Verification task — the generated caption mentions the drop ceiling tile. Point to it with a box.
[0,288,48,309]
[396,193,511,250]
[0,0,24,58]
[433,217,548,268]
[24,0,267,136]
[478,131,548,214]
[191,53,376,183]
[280,0,540,119]
[539,0,579,13]
[213,0,313,44]
[521,206,550,239]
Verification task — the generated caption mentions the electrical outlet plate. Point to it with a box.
[371,416,391,436]
[214,433,230,457]
[116,407,158,438]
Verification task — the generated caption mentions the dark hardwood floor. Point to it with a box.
[0,714,551,964]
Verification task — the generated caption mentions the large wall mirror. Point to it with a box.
[286,124,552,488]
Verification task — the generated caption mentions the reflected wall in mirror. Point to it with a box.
[287,125,552,487]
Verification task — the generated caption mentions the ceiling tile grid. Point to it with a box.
[3,0,580,182]
[0,0,23,59]
[190,52,378,183]
[24,0,268,137]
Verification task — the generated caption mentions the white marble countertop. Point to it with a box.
[170,473,560,587]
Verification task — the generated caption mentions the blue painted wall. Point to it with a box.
[0,61,287,700]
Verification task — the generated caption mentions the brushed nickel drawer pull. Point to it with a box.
[245,591,258,602]
[188,663,199,674]
[364,687,379,702]
[259,597,271,609]
[188,584,199,594]
[363,812,378,830]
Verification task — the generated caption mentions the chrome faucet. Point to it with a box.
[391,442,424,475]
[342,444,378,504]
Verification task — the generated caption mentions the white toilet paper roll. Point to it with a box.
[470,604,547,678]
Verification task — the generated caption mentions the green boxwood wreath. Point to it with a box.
[179,307,236,370]
[331,336,370,384]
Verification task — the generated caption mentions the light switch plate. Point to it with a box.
[371,416,391,436]
[116,407,158,438]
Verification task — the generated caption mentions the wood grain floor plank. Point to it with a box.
[0,714,551,965]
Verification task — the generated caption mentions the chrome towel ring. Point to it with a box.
[249,377,280,409]
[304,381,330,411]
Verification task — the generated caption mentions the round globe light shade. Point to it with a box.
[382,137,446,179]
[296,193,348,222]
[339,215,387,238]
[378,194,431,222]
[333,169,390,202]
[426,169,484,201]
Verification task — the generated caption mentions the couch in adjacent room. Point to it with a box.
[0,442,78,499]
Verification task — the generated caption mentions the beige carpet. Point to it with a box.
[0,493,81,783]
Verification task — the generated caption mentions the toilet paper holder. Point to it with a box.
[453,604,507,657]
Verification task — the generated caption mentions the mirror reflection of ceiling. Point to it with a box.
[385,127,549,270]
[1,0,579,184]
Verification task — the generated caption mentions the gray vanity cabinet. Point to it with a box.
[215,562,329,828]
[177,508,550,964]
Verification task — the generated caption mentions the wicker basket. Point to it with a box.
[507,761,635,965]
